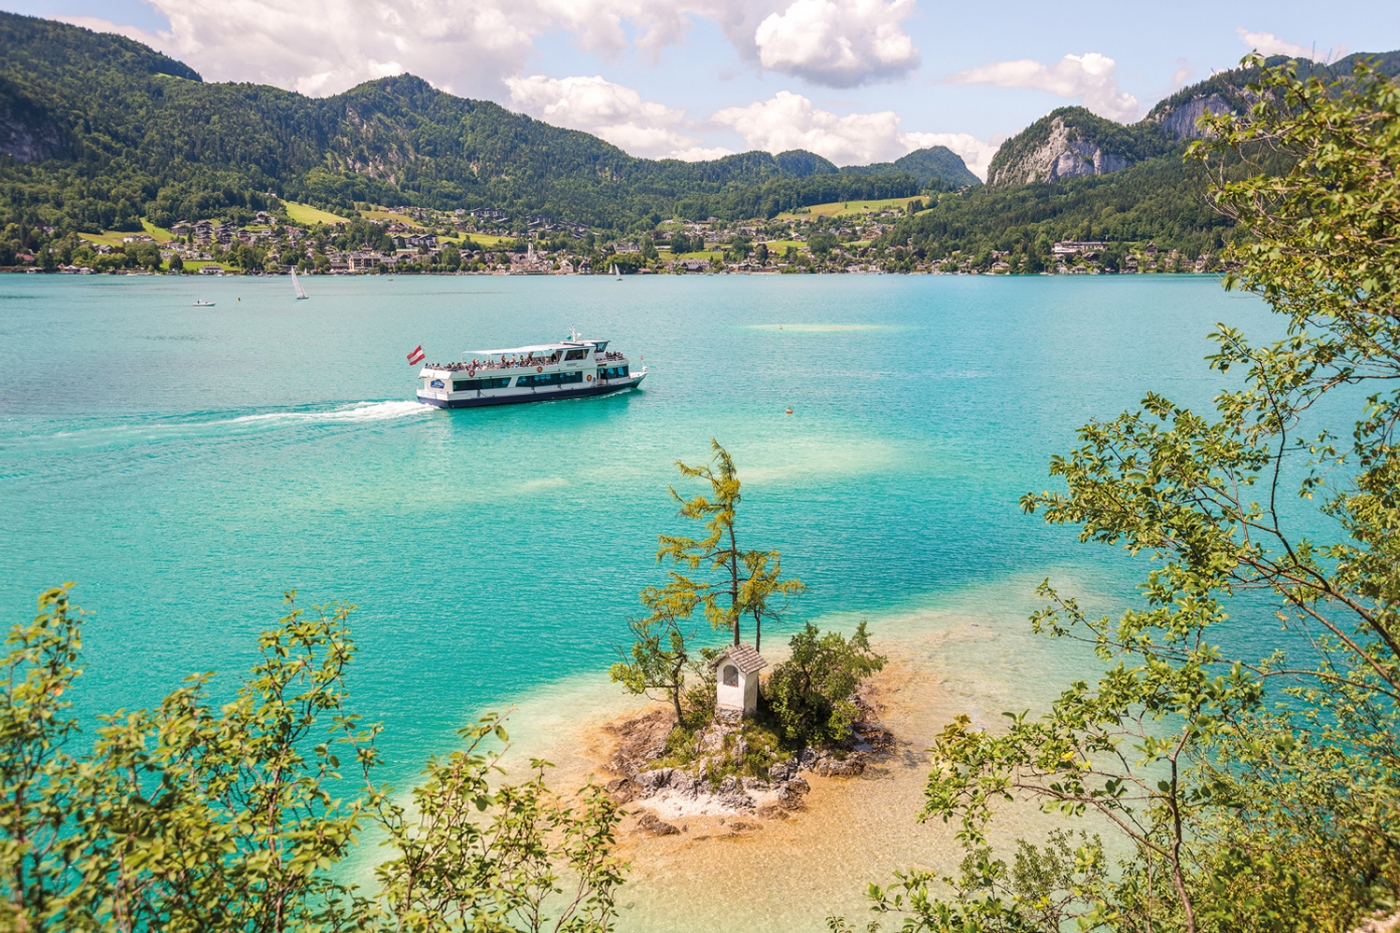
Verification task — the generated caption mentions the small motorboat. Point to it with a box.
[193,300,215,307]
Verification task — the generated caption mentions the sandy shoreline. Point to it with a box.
[495,586,1091,933]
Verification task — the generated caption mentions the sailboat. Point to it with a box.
[291,267,309,300]
[612,263,621,280]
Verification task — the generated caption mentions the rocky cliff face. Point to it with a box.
[0,87,67,162]
[988,113,1134,187]
[1152,92,1235,139]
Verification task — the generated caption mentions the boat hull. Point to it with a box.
[417,373,646,409]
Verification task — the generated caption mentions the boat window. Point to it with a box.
[594,341,608,353]
[453,377,512,391]
[564,349,589,361]
[518,371,586,389]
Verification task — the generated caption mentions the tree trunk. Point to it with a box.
[727,524,740,646]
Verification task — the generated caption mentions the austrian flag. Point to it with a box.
[407,345,425,365]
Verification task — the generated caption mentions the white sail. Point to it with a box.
[612,263,621,280]
[292,268,309,299]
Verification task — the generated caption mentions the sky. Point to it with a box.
[4,0,1396,178]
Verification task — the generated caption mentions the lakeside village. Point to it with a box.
[4,196,1223,277]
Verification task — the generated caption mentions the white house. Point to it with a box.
[711,644,767,717]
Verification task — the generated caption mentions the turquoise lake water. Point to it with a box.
[0,274,1277,791]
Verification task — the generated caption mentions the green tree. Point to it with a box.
[126,242,161,270]
[657,440,804,652]
[765,622,884,747]
[0,586,380,933]
[610,581,697,722]
[372,720,625,933]
[808,232,838,255]
[853,57,1400,933]
[0,586,626,933]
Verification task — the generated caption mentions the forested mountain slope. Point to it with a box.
[0,12,971,232]
[988,51,1400,188]
[878,154,1232,267]
[882,50,1400,264]
[842,147,980,188]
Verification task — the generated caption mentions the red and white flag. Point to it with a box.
[407,345,425,365]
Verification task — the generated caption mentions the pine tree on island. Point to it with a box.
[656,439,804,654]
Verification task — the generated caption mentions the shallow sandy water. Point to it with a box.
[500,577,1101,933]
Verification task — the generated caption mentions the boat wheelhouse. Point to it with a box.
[415,332,647,408]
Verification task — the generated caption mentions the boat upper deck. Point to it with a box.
[424,345,627,373]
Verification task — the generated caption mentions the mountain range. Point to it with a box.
[0,12,973,234]
[0,10,1396,244]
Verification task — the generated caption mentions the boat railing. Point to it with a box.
[429,350,628,373]
[432,358,557,372]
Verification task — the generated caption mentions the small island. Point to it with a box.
[604,635,892,836]
[601,440,891,837]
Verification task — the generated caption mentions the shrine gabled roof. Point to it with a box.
[710,643,767,675]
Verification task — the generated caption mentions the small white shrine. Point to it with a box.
[711,643,767,717]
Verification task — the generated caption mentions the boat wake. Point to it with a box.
[1,401,427,461]
[225,400,426,426]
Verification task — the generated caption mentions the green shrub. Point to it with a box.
[765,622,884,747]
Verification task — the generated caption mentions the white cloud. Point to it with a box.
[55,0,795,99]
[59,0,922,101]
[66,0,540,97]
[1236,28,1346,62]
[55,0,939,166]
[754,0,919,87]
[668,145,739,161]
[52,15,160,45]
[952,52,1140,123]
[711,91,985,176]
[506,74,730,160]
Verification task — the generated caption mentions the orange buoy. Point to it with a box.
[536,365,543,372]
[785,408,793,415]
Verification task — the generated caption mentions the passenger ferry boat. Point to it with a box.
[416,330,647,408]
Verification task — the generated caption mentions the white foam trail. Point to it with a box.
[226,401,427,426]
[1,401,430,454]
